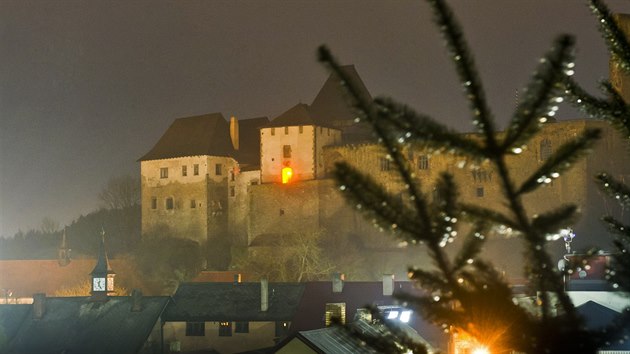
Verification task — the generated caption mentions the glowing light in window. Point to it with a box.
[282,167,293,184]
[400,310,412,323]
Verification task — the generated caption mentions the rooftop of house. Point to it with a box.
[576,300,630,351]
[1,295,170,354]
[278,318,436,354]
[164,282,305,322]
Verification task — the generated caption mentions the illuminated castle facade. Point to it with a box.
[140,65,630,275]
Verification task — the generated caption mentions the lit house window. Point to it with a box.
[283,145,291,158]
[379,157,390,171]
[540,138,552,161]
[219,322,232,337]
[151,197,157,210]
[418,155,429,170]
[193,164,199,176]
[215,163,222,176]
[325,303,346,326]
[186,322,205,336]
[166,197,174,210]
[235,322,249,333]
[160,168,168,179]
[182,165,187,176]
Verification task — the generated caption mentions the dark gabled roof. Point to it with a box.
[4,296,170,354]
[576,301,630,350]
[164,282,305,322]
[265,103,320,128]
[236,116,269,168]
[309,65,372,125]
[0,305,30,343]
[139,113,236,161]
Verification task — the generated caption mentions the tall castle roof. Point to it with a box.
[139,113,236,161]
[266,65,375,142]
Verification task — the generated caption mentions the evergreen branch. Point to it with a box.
[459,204,520,231]
[433,173,461,247]
[517,128,602,195]
[374,97,486,158]
[319,46,433,232]
[333,162,426,240]
[596,172,630,208]
[425,0,497,140]
[502,35,575,152]
[407,267,448,290]
[531,204,579,236]
[452,224,487,271]
[601,216,630,238]
[589,0,630,75]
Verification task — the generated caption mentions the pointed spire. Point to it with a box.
[90,228,114,276]
[58,228,71,266]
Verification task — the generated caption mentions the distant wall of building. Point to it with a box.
[163,321,279,354]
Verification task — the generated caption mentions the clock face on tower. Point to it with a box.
[93,277,106,291]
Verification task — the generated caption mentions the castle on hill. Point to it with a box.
[139,65,630,278]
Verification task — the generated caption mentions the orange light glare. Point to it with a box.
[282,167,293,184]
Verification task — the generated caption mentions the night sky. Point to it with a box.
[3,1,630,237]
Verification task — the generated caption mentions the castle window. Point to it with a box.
[472,170,490,183]
[320,127,323,134]
[540,138,552,161]
[151,197,157,210]
[327,128,330,136]
[230,170,235,181]
[215,163,222,176]
[299,126,303,134]
[182,165,187,176]
[190,199,196,209]
[219,322,232,337]
[230,186,235,197]
[166,197,174,210]
[283,145,292,158]
[284,126,289,134]
[476,187,484,198]
[379,157,391,171]
[186,322,205,336]
[271,128,275,136]
[418,155,429,170]
[193,164,199,176]
[160,168,168,179]
[280,208,285,216]
[235,321,249,333]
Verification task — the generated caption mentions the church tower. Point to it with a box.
[90,229,116,301]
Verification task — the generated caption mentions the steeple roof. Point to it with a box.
[139,113,236,161]
[90,230,114,276]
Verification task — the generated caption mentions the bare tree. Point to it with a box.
[238,232,335,282]
[98,175,140,210]
[39,217,60,234]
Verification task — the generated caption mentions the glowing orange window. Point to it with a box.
[282,167,293,184]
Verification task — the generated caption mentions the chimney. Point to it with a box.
[33,293,46,319]
[230,116,240,150]
[260,279,268,312]
[131,289,143,312]
[382,274,395,296]
[332,272,344,293]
